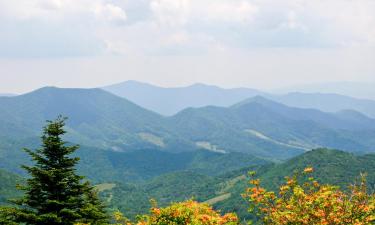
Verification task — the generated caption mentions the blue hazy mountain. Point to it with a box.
[0,93,16,97]
[270,92,375,118]
[1,87,375,162]
[103,81,264,116]
[0,87,192,152]
[277,81,375,100]
[103,80,375,119]
[169,95,375,158]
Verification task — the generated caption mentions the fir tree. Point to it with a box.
[9,116,108,225]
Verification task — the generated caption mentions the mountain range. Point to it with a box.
[277,81,375,100]
[271,92,375,119]
[103,81,375,118]
[103,81,263,116]
[1,86,375,164]
[1,83,375,221]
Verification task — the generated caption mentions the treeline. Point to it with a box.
[0,118,374,225]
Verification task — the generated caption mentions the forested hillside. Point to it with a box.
[95,148,375,220]
[1,87,375,164]
[0,169,23,204]
[1,88,375,224]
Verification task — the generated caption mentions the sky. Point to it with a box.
[0,0,375,94]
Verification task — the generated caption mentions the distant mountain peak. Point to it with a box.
[0,93,17,97]
[188,83,219,88]
[20,86,104,97]
[103,80,264,115]
[232,95,281,108]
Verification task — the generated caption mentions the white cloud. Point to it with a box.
[150,0,259,26]
[0,0,127,24]
[150,0,190,27]
[93,3,127,24]
[0,0,375,57]
[278,11,308,31]
[200,0,258,23]
[0,0,127,57]
[0,0,375,92]
[163,31,190,45]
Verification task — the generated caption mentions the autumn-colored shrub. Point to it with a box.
[245,168,375,225]
[112,200,238,225]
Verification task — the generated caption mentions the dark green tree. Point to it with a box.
[8,116,108,225]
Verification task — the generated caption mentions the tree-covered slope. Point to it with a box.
[168,105,305,159]
[169,96,375,159]
[1,87,375,165]
[214,149,375,219]
[104,171,223,219]
[256,148,375,190]
[98,149,375,221]
[0,87,191,152]
[0,138,268,183]
[0,169,23,204]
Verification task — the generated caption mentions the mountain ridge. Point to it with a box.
[103,80,264,116]
[103,80,375,118]
[1,86,375,163]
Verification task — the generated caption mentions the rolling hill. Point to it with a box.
[214,148,375,219]
[1,87,375,164]
[98,148,375,220]
[0,138,268,183]
[1,87,375,221]
[0,87,190,152]
[169,96,375,159]
[3,148,373,220]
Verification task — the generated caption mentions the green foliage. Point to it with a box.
[0,169,23,204]
[0,139,269,183]
[2,87,375,166]
[136,200,239,225]
[246,168,375,224]
[215,149,375,220]
[96,149,375,223]
[3,117,108,225]
[256,148,375,191]
[102,171,221,219]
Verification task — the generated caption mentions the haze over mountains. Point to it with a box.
[1,85,375,163]
[1,81,375,221]
[103,81,264,116]
[0,93,16,97]
[271,92,375,119]
[278,82,375,100]
[104,81,375,118]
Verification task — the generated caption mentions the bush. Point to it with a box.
[113,200,238,225]
[245,168,375,225]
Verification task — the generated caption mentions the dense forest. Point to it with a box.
[1,86,375,225]
[0,118,374,224]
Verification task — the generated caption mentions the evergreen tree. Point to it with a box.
[9,116,108,225]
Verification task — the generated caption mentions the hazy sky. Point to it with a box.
[0,0,375,94]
